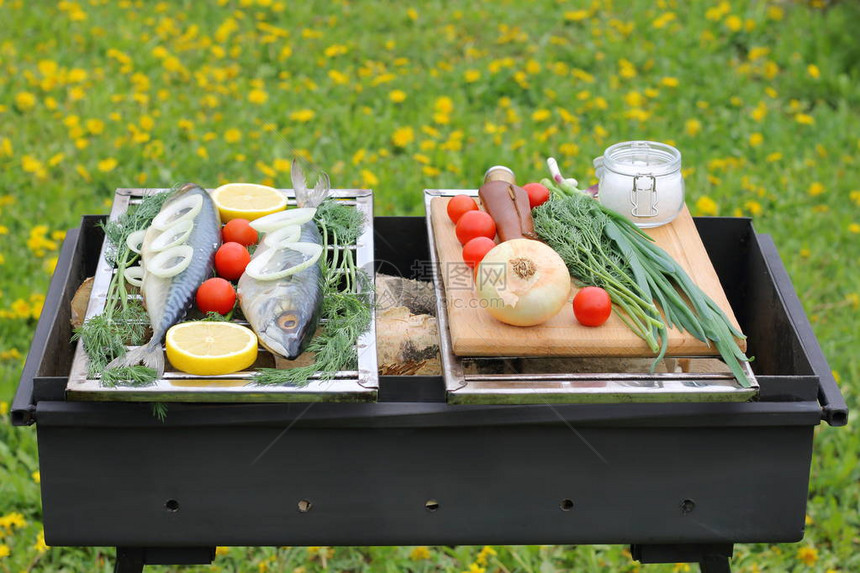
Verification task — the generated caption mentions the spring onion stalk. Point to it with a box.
[533,179,751,386]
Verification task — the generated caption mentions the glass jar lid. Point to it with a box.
[600,141,681,177]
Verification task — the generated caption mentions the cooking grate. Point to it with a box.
[66,187,378,402]
[424,189,758,404]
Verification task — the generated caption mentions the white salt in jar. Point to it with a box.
[593,141,685,228]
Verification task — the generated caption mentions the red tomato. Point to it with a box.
[455,210,496,245]
[523,182,551,208]
[462,236,496,269]
[447,195,478,224]
[222,218,258,246]
[196,277,236,314]
[573,286,612,327]
[215,242,251,280]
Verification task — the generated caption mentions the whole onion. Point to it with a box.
[476,239,571,326]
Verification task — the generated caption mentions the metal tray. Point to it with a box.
[65,188,378,402]
[424,189,758,404]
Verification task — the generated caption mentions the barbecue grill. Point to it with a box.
[11,199,848,573]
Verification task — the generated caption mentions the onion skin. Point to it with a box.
[476,239,571,326]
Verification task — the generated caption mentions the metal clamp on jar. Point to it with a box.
[593,141,685,228]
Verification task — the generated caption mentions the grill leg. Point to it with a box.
[700,554,731,573]
[114,548,144,573]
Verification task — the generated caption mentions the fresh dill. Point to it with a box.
[253,199,373,386]
[73,190,173,386]
[151,402,169,422]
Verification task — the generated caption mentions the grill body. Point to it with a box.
[13,216,846,569]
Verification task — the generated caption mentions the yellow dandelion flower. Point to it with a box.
[324,44,348,58]
[661,77,679,88]
[97,158,118,172]
[407,8,418,20]
[15,92,36,111]
[197,147,208,160]
[624,91,644,107]
[796,546,817,566]
[289,109,315,122]
[435,96,454,115]
[464,69,481,83]
[767,6,784,20]
[224,129,242,143]
[808,182,825,196]
[766,152,782,163]
[564,10,589,22]
[790,112,813,125]
[695,196,718,216]
[422,165,441,176]
[409,546,431,560]
[389,89,407,103]
[807,64,820,79]
[0,225,7,235]
[850,191,860,206]
[532,109,551,122]
[724,15,743,32]
[360,169,378,187]
[848,223,860,234]
[272,158,290,172]
[652,12,676,29]
[0,544,9,558]
[48,152,64,167]
[86,118,105,135]
[749,133,763,147]
[618,58,637,79]
[352,149,366,165]
[392,126,415,147]
[215,547,230,556]
[34,530,49,554]
[248,89,268,104]
[744,200,763,216]
[685,119,702,137]
[672,564,691,573]
[326,70,347,84]
[0,137,12,157]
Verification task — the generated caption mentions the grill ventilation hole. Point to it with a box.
[165,499,180,512]
[425,500,440,512]
[298,500,312,513]
[560,499,574,511]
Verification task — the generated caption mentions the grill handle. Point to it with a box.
[11,227,81,425]
[757,233,848,426]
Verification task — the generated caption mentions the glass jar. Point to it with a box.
[593,141,685,228]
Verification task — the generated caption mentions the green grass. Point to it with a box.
[2,0,859,570]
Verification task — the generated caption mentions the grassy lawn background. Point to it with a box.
[1,0,858,570]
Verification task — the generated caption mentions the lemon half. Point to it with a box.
[165,321,258,375]
[211,183,288,222]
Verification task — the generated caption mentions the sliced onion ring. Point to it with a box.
[244,241,323,281]
[249,207,316,233]
[152,194,203,230]
[146,245,194,278]
[123,265,144,287]
[126,230,146,254]
[150,218,194,252]
[263,224,301,247]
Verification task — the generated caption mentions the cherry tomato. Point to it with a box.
[447,195,479,224]
[455,210,496,245]
[215,242,251,280]
[573,286,612,327]
[523,182,551,208]
[196,277,236,314]
[462,236,496,269]
[222,218,258,246]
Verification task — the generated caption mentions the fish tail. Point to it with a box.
[105,341,165,378]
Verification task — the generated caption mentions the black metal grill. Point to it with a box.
[11,215,848,573]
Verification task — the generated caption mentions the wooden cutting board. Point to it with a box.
[429,196,745,357]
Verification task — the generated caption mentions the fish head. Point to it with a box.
[255,290,317,359]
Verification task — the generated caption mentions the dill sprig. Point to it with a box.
[253,199,373,386]
[74,190,172,386]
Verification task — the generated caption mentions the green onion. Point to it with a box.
[533,179,751,386]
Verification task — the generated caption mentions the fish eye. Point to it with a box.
[277,312,298,330]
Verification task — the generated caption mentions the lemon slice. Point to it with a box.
[211,183,288,222]
[165,321,258,375]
